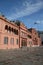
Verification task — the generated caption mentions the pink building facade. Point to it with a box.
[0,16,41,49]
[28,28,41,47]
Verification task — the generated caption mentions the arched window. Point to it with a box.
[16,30,18,35]
[5,25,8,30]
[11,28,14,32]
[28,35,31,38]
[14,29,16,34]
[13,29,18,35]
[8,26,11,31]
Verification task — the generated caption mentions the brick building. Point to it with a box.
[28,28,41,47]
[0,15,41,49]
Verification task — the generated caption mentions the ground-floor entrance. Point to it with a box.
[21,38,27,47]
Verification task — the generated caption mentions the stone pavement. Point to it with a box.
[0,46,43,65]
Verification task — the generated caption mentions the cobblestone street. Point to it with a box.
[0,47,43,65]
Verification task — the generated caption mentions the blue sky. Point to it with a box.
[0,0,43,31]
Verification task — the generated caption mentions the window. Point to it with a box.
[21,31,27,37]
[14,29,18,35]
[28,35,32,38]
[11,28,14,32]
[4,37,8,44]
[16,39,18,45]
[8,26,11,32]
[10,38,14,45]
[5,25,8,30]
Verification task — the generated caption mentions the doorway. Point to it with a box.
[21,38,27,47]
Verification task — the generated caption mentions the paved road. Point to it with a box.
[0,46,43,65]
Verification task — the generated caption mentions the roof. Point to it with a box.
[0,15,19,28]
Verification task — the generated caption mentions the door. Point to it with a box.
[21,38,27,47]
